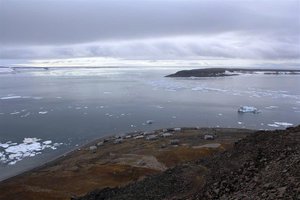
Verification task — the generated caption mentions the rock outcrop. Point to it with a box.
[76,125,300,200]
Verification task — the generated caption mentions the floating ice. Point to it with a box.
[43,140,52,145]
[0,95,44,101]
[0,143,9,148]
[10,111,20,115]
[38,111,48,115]
[268,122,293,128]
[21,112,31,118]
[238,106,260,113]
[274,122,293,126]
[265,106,278,109]
[0,138,63,165]
[23,137,41,144]
[32,97,43,100]
[146,120,153,124]
[0,96,22,100]
[267,124,280,127]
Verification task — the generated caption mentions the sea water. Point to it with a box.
[0,67,299,180]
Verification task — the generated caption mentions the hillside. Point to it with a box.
[76,125,300,200]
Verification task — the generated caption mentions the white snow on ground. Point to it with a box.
[0,138,63,165]
[268,122,294,128]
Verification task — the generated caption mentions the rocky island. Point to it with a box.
[166,68,300,77]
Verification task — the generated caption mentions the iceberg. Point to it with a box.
[238,106,260,114]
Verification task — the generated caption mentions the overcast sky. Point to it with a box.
[0,0,299,67]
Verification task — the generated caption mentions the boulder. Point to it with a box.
[204,134,214,140]
[97,141,104,146]
[134,135,144,139]
[146,135,158,140]
[114,139,123,144]
[170,139,180,145]
[174,128,181,132]
[89,145,97,153]
[162,133,173,138]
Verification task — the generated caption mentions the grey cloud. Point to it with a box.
[0,0,299,45]
[1,33,299,60]
[0,0,299,61]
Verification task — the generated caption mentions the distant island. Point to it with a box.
[166,68,300,77]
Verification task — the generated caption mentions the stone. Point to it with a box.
[134,135,144,139]
[162,133,173,138]
[170,139,180,145]
[114,139,123,144]
[97,141,104,146]
[174,128,181,132]
[146,135,158,140]
[204,134,214,140]
[89,145,97,153]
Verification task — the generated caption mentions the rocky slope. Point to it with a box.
[76,126,300,200]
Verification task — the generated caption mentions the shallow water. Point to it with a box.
[0,67,299,180]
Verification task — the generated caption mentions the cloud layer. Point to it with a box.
[0,0,299,63]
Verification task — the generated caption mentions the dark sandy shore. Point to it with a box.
[0,127,254,200]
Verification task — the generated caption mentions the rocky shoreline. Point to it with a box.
[76,125,300,200]
[166,68,300,77]
[0,127,253,200]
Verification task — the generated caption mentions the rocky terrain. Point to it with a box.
[76,125,300,200]
[166,68,300,77]
[0,127,251,200]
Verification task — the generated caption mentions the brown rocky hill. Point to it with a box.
[75,125,300,200]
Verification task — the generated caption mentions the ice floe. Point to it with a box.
[238,106,260,113]
[0,96,22,100]
[0,138,63,165]
[268,122,294,128]
[38,111,48,115]
[21,112,31,118]
[0,95,43,100]
[265,106,278,109]
[10,111,20,115]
